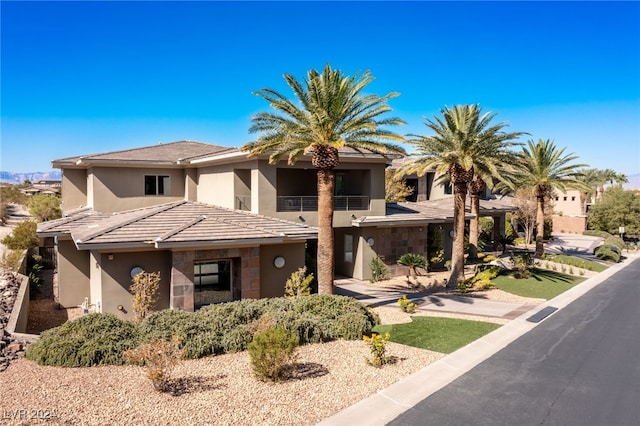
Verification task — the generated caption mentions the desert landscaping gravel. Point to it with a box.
[0,337,443,426]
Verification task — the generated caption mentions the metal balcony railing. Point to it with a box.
[235,196,251,211]
[277,195,369,212]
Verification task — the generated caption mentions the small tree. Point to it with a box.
[385,169,414,203]
[27,194,62,222]
[131,271,161,323]
[247,327,298,382]
[1,220,39,250]
[284,266,313,298]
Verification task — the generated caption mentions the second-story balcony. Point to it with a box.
[277,196,369,212]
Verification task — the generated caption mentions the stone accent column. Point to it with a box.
[240,247,260,299]
[170,251,195,312]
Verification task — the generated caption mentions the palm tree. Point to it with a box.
[576,168,600,215]
[399,105,525,288]
[243,64,406,294]
[514,139,588,257]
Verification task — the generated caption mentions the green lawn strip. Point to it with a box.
[543,254,607,272]
[373,317,501,354]
[493,268,585,300]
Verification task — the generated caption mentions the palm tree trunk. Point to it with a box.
[448,182,467,288]
[317,168,335,294]
[468,193,480,260]
[535,193,545,258]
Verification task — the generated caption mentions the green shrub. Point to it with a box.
[583,230,612,239]
[26,313,140,367]
[0,249,23,272]
[369,255,389,283]
[603,236,625,250]
[131,271,161,323]
[290,294,379,341]
[140,309,216,359]
[510,252,534,279]
[284,266,313,298]
[362,332,394,368]
[1,221,39,250]
[397,253,428,277]
[595,245,620,263]
[247,327,298,382]
[397,295,417,313]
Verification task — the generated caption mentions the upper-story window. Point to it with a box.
[144,175,170,196]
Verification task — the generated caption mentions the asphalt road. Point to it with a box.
[388,257,640,426]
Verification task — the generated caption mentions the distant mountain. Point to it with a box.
[624,174,640,190]
[0,170,62,184]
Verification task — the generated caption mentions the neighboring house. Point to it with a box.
[551,189,587,234]
[39,140,515,318]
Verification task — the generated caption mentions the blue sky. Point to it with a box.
[2,1,639,176]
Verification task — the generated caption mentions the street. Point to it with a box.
[389,257,640,426]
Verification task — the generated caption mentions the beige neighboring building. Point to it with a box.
[551,189,587,234]
[39,140,515,318]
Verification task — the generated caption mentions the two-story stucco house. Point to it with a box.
[38,140,515,319]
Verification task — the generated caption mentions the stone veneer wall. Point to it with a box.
[170,247,261,312]
[376,226,428,277]
[552,215,587,234]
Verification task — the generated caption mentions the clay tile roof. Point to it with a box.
[52,141,238,167]
[37,201,317,250]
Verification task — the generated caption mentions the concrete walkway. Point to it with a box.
[335,278,531,320]
[321,251,640,426]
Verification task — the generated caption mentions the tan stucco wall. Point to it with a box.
[90,167,185,213]
[259,242,306,298]
[185,168,198,202]
[57,239,90,308]
[552,189,583,216]
[97,250,172,320]
[197,164,236,209]
[61,169,88,213]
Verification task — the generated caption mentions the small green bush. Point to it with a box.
[247,327,298,382]
[363,332,394,368]
[583,230,612,239]
[397,253,428,278]
[140,309,216,359]
[284,266,313,298]
[369,255,389,283]
[397,295,417,313]
[26,314,140,367]
[603,236,625,250]
[595,245,620,263]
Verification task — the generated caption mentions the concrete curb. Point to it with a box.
[317,255,639,426]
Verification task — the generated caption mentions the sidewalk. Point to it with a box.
[322,252,640,426]
[335,278,533,320]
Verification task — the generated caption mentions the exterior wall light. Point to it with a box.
[367,237,375,246]
[130,266,144,278]
[273,256,285,269]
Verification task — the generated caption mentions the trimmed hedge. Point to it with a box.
[26,314,140,367]
[595,245,620,263]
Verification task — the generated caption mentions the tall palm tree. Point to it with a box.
[576,168,600,215]
[514,139,588,257]
[243,64,406,294]
[399,104,524,288]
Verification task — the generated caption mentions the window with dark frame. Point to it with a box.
[144,175,170,195]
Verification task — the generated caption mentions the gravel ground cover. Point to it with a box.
[0,338,442,426]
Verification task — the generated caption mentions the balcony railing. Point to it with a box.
[277,196,369,212]
[235,196,251,211]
